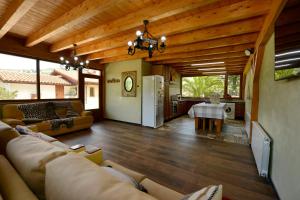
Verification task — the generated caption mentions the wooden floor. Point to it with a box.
[57,120,277,200]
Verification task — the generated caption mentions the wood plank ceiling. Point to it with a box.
[0,0,277,76]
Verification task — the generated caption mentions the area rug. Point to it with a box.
[159,115,249,145]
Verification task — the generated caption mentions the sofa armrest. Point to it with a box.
[81,111,93,117]
[1,118,25,127]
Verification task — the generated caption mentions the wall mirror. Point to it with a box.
[121,71,137,97]
[124,76,133,92]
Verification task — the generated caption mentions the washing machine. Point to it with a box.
[224,103,235,119]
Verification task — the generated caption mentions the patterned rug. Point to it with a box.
[159,115,249,145]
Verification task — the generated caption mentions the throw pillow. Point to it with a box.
[181,185,222,200]
[15,125,36,135]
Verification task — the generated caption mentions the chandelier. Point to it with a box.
[127,20,166,58]
[59,44,89,70]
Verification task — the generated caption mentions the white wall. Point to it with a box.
[257,33,300,199]
[40,85,56,99]
[105,59,145,124]
[0,82,37,99]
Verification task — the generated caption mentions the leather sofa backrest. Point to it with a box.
[2,104,24,120]
[6,135,67,199]
[2,100,84,120]
[45,153,158,200]
[0,120,20,154]
[0,155,38,200]
[70,100,84,114]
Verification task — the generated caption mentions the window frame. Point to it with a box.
[0,52,80,102]
[39,60,79,100]
[226,74,242,99]
[181,73,242,99]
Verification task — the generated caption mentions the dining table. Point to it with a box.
[188,102,226,136]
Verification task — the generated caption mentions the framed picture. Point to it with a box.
[121,71,137,97]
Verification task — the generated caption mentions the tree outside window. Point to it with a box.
[182,76,225,98]
[227,75,241,98]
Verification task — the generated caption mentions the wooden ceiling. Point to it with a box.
[0,0,283,76]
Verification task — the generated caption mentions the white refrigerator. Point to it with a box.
[142,75,164,128]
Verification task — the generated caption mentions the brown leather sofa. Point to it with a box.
[1,100,93,136]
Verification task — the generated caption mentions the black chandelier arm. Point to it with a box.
[157,43,166,53]
[127,20,167,58]
[128,46,136,56]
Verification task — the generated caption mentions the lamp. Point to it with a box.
[59,44,90,71]
[245,48,254,56]
[127,20,166,58]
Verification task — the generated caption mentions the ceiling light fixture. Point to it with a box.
[202,71,226,75]
[275,50,300,57]
[191,61,225,66]
[59,44,90,71]
[127,20,166,58]
[275,64,291,69]
[275,57,300,64]
[244,48,254,56]
[197,67,226,71]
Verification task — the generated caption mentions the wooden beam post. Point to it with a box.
[0,0,38,39]
[26,0,118,47]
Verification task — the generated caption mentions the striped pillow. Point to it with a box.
[182,185,222,200]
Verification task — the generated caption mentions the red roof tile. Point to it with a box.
[0,70,72,86]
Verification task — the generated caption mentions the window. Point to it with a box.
[39,61,78,99]
[182,75,225,98]
[227,75,241,98]
[0,53,37,100]
[90,87,95,97]
[84,78,99,109]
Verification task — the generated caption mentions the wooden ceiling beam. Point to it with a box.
[170,60,248,67]
[180,69,243,76]
[152,52,247,64]
[254,0,288,49]
[85,33,258,59]
[26,0,118,47]
[0,0,38,39]
[50,0,219,52]
[168,57,248,66]
[98,51,246,64]
[145,43,253,62]
[172,62,247,69]
[86,16,263,60]
[77,0,269,56]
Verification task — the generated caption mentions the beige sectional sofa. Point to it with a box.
[0,121,223,200]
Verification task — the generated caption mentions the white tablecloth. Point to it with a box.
[188,102,226,119]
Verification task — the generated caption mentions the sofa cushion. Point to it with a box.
[140,178,184,200]
[0,155,38,200]
[6,135,67,199]
[181,185,222,200]
[45,153,157,200]
[101,160,146,183]
[0,121,20,154]
[101,166,139,188]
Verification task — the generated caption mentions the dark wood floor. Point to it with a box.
[57,120,277,200]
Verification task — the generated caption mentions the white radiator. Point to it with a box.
[245,112,251,138]
[251,121,271,178]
